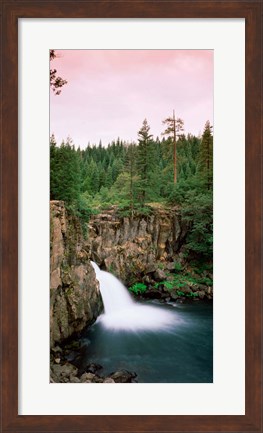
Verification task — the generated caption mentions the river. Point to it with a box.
[79,263,213,383]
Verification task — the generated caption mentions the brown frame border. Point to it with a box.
[1,1,262,432]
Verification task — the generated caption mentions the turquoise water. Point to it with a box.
[81,301,213,383]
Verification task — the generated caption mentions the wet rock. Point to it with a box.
[61,362,78,377]
[85,363,103,374]
[65,350,79,362]
[51,363,64,378]
[103,378,115,383]
[93,376,104,383]
[109,370,137,383]
[176,297,186,303]
[70,375,81,383]
[51,361,78,382]
[80,372,96,383]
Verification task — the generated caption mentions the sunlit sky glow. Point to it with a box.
[50,50,213,148]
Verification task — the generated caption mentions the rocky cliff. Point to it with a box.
[87,207,188,284]
[87,207,212,300]
[50,201,103,347]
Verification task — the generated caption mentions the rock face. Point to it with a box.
[50,201,103,347]
[87,208,187,285]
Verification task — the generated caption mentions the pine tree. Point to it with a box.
[136,119,153,205]
[199,121,213,190]
[50,137,81,205]
[105,165,113,188]
[50,134,59,200]
[89,159,100,194]
[125,143,136,216]
[162,110,184,183]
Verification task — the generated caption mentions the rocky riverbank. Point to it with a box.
[50,342,137,383]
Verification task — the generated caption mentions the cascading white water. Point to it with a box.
[91,261,134,313]
[91,261,176,331]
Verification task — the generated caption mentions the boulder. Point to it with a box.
[197,290,206,299]
[153,268,167,281]
[170,291,179,300]
[51,361,78,382]
[61,362,78,377]
[70,375,80,383]
[109,370,137,383]
[85,363,103,374]
[80,372,96,383]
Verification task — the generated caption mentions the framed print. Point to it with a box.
[1,1,262,433]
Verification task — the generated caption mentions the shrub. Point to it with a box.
[128,282,147,295]
[174,262,183,272]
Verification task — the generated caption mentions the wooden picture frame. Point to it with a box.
[1,1,262,432]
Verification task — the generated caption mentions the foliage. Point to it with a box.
[136,119,154,205]
[176,290,185,296]
[50,117,213,263]
[128,282,147,295]
[154,269,212,292]
[174,262,183,272]
[50,50,67,95]
[50,136,81,205]
[199,121,213,190]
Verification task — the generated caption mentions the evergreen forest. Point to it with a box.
[50,118,213,260]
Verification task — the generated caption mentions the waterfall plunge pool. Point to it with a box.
[81,262,213,383]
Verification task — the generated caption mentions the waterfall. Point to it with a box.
[91,261,175,331]
[90,261,134,313]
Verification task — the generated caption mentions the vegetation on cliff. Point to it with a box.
[50,119,213,261]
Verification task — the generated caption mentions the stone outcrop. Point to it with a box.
[50,201,103,347]
[87,207,188,285]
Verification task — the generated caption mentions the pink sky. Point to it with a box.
[50,50,213,148]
